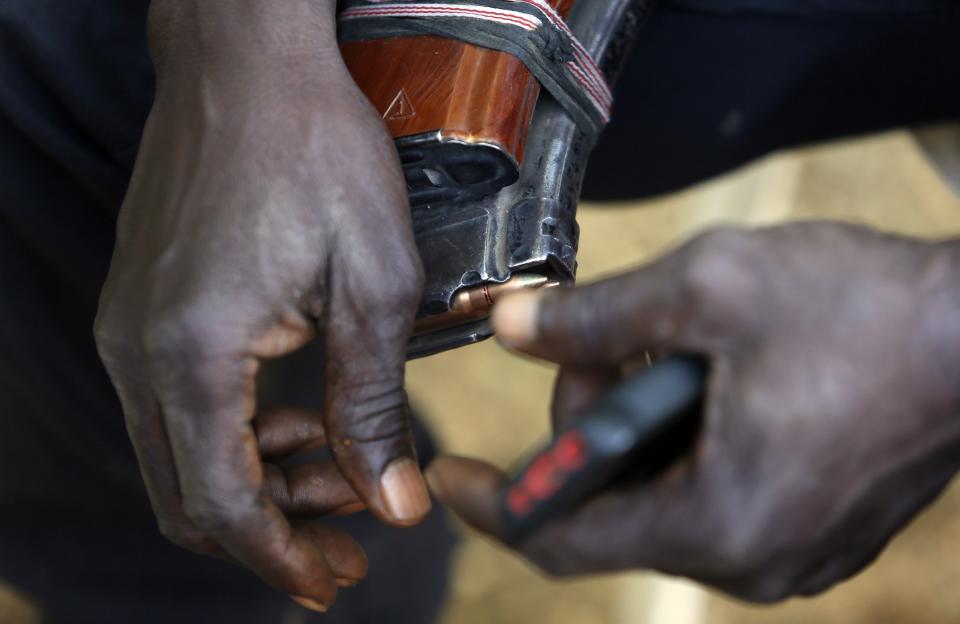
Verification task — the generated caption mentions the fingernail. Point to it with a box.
[336,578,360,588]
[292,596,328,613]
[380,457,431,524]
[492,290,542,350]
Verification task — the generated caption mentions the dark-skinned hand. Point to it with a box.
[427,222,960,602]
[94,0,429,612]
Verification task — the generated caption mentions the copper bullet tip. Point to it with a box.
[414,273,561,335]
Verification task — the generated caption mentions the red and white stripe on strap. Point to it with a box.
[504,0,612,112]
[340,3,543,32]
[339,0,612,124]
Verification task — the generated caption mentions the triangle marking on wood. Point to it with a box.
[384,89,416,120]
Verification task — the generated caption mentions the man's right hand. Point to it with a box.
[428,222,960,602]
[94,0,429,612]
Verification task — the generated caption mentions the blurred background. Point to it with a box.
[2,125,959,623]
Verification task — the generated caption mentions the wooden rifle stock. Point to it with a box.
[340,0,575,205]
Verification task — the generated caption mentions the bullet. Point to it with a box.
[414,273,560,335]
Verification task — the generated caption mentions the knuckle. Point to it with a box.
[536,559,571,579]
[521,529,594,579]
[92,309,112,347]
[702,470,802,581]
[362,228,424,295]
[678,228,760,332]
[529,549,579,579]
[142,307,234,362]
[692,225,750,252]
[369,259,424,312]
[182,494,256,535]
[680,228,750,298]
[796,573,840,598]
[182,503,230,535]
[335,380,409,443]
[397,248,427,298]
[342,264,423,349]
[157,519,209,552]
[736,574,794,604]
[93,307,133,361]
[709,508,772,577]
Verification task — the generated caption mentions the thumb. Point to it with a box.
[322,266,430,527]
[425,456,507,537]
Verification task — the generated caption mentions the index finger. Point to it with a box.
[492,256,686,365]
[492,228,759,364]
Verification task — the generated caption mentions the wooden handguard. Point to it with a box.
[340,0,575,206]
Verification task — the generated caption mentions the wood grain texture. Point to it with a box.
[341,0,575,163]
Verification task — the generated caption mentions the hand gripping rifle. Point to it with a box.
[339,0,655,358]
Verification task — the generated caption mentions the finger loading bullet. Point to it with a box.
[414,274,560,334]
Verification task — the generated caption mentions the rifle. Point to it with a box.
[339,0,655,358]
[341,2,710,541]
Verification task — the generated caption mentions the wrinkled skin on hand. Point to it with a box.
[94,0,428,611]
[427,222,960,602]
